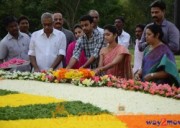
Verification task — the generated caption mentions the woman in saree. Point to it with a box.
[94,25,133,79]
[135,24,180,86]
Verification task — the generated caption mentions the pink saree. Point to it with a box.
[101,45,133,79]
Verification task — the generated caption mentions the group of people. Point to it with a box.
[0,0,180,86]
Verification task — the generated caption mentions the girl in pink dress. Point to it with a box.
[95,25,132,79]
[66,24,87,69]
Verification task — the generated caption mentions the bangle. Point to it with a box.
[150,73,154,77]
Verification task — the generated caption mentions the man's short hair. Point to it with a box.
[18,16,29,24]
[115,16,125,23]
[150,0,166,10]
[79,15,93,24]
[3,16,17,27]
[88,9,99,16]
[136,24,145,31]
[41,12,53,24]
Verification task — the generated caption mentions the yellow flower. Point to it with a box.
[0,114,127,128]
[41,75,46,81]
[0,94,64,107]
[82,79,94,86]
[65,70,83,79]
[101,75,109,80]
[53,71,60,78]
[90,71,95,77]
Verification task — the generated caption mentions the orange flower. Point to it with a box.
[54,68,68,79]
[78,68,94,78]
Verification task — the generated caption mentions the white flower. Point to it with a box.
[82,79,94,87]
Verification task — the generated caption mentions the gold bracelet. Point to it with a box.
[150,73,154,77]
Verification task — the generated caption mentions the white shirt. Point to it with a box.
[28,29,66,70]
[97,26,104,34]
[133,39,144,74]
[117,30,130,49]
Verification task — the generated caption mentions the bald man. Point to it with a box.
[53,13,75,46]
[88,10,104,34]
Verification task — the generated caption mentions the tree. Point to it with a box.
[0,0,23,38]
[0,0,176,39]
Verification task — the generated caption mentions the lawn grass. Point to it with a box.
[175,56,180,69]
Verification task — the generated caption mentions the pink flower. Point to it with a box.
[159,90,165,95]
[80,78,85,82]
[121,83,128,89]
[116,83,122,88]
[47,75,54,82]
[92,76,100,83]
[149,89,155,95]
[41,70,47,73]
[174,94,180,99]
[165,92,173,97]
[171,86,178,92]
[127,79,135,85]
[107,81,113,87]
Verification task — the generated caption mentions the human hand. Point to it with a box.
[134,73,141,81]
[144,73,154,81]
[134,69,142,81]
[34,67,40,72]
[94,68,102,75]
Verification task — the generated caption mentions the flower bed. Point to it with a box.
[0,69,179,99]
[0,89,126,128]
[0,89,179,128]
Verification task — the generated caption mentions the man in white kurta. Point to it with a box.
[114,17,131,49]
[117,30,130,48]
[133,24,145,74]
[28,12,66,71]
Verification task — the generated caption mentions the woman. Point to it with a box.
[95,25,132,79]
[135,24,180,86]
[66,24,87,69]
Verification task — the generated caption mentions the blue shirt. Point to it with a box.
[139,19,180,53]
[0,32,31,71]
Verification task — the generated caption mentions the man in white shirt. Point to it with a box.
[88,10,104,34]
[133,24,145,74]
[28,12,66,72]
[114,17,131,49]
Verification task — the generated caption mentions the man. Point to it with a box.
[28,12,66,72]
[133,24,145,74]
[0,16,31,71]
[53,12,75,46]
[139,0,180,53]
[88,9,104,34]
[66,15,104,69]
[114,16,131,49]
[18,16,31,37]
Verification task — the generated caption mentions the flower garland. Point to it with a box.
[0,69,179,99]
[72,75,180,99]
